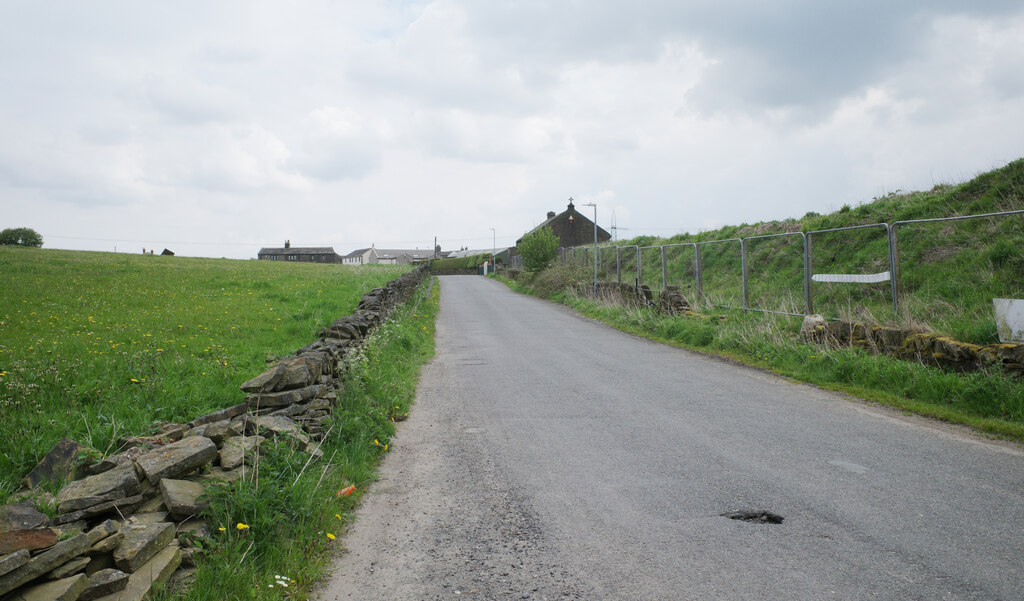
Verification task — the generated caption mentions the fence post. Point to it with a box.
[695,244,703,303]
[636,247,642,288]
[888,224,900,314]
[805,233,814,315]
[661,246,668,291]
[616,246,621,283]
[740,238,749,310]
[801,233,810,315]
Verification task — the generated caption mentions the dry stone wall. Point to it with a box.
[0,265,429,601]
[801,315,1024,374]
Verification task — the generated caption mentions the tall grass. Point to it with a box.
[0,247,409,496]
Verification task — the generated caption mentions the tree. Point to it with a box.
[518,226,559,272]
[0,227,44,248]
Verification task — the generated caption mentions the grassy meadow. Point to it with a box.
[0,247,410,497]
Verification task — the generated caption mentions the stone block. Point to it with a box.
[0,502,49,533]
[54,496,143,526]
[218,436,263,470]
[47,556,90,580]
[253,416,305,440]
[151,423,189,443]
[131,497,165,515]
[195,467,241,485]
[89,533,123,555]
[91,545,179,601]
[0,530,58,557]
[112,523,174,574]
[201,421,240,447]
[187,403,248,429]
[0,549,30,578]
[135,437,217,485]
[22,439,95,491]
[79,569,128,601]
[245,385,321,409]
[241,355,324,393]
[158,480,207,520]
[85,521,120,547]
[127,513,168,526]
[56,463,140,514]
[0,533,90,596]
[87,448,145,477]
[4,573,88,601]
[799,314,826,341]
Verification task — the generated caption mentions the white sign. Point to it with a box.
[811,271,891,284]
[993,298,1024,343]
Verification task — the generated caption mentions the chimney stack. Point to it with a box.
[285,240,290,249]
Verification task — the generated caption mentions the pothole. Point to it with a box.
[721,510,784,524]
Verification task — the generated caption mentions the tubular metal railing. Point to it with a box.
[555,209,1024,318]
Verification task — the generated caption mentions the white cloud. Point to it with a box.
[0,1,1022,258]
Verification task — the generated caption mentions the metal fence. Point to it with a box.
[557,209,1024,319]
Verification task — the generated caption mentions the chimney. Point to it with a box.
[547,211,556,219]
[284,240,290,249]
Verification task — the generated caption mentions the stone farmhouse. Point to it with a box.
[257,241,342,263]
[517,200,612,249]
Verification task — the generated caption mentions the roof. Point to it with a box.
[342,248,372,259]
[517,202,611,245]
[258,247,338,256]
[375,249,434,260]
[446,247,512,258]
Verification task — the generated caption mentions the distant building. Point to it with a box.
[258,240,341,263]
[517,200,611,249]
[342,245,449,265]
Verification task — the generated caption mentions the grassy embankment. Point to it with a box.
[507,159,1024,441]
[0,248,439,599]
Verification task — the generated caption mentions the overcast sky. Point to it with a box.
[2,1,1023,259]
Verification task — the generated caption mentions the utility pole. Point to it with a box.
[490,228,496,274]
[581,202,598,299]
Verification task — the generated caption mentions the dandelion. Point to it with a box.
[130,378,139,383]
[218,527,226,532]
[326,533,336,540]
[236,522,249,531]
[335,513,342,520]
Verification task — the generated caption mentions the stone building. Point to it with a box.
[516,200,611,249]
[257,240,342,263]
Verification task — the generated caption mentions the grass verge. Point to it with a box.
[168,277,439,600]
[499,273,1024,443]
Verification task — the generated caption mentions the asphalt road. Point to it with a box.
[320,275,1024,600]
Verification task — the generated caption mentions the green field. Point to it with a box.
[0,247,410,496]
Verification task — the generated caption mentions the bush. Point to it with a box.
[0,227,43,247]
[518,226,559,272]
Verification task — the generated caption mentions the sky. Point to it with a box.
[2,1,1023,259]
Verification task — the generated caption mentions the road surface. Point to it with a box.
[319,275,1024,600]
